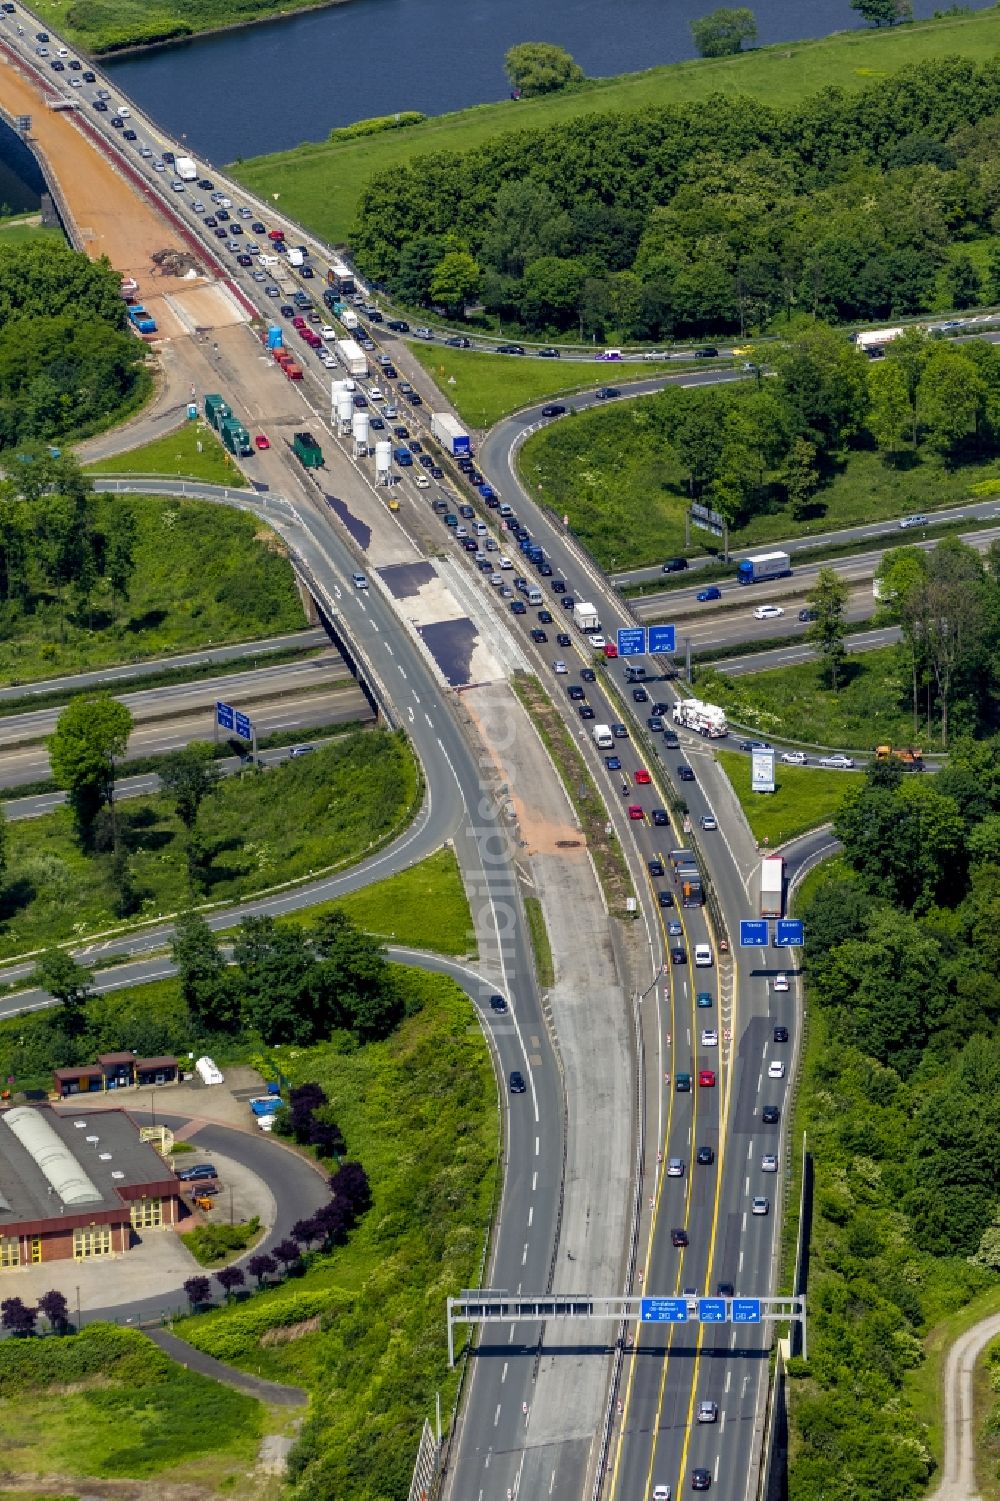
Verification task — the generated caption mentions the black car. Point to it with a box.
[69,60,82,69]
[581,668,596,683]
[595,387,620,399]
[217,208,230,221]
[552,580,566,594]
[671,946,687,964]
[612,723,628,739]
[568,686,585,701]
[717,1281,735,1298]
[497,343,526,355]
[663,730,680,750]
[123,129,137,140]
[652,809,669,826]
[162,151,175,163]
[648,716,664,732]
[693,347,719,359]
[489,994,507,1014]
[692,1469,712,1491]
[393,425,409,439]
[541,403,567,417]
[539,347,561,358]
[177,1164,217,1182]
[579,706,596,720]
[237,253,253,266]
[366,308,383,322]
[511,600,527,615]
[387,318,410,332]
[251,221,266,234]
[301,266,315,278]
[561,595,576,609]
[214,226,228,239]
[446,335,471,348]
[198,178,214,189]
[369,416,385,430]
[662,556,689,573]
[671,1228,689,1248]
[632,687,649,703]
[406,390,423,405]
[110,115,123,127]
[530,628,548,644]
[538,610,553,625]
[509,1070,526,1094]
[92,99,108,111]
[419,453,434,469]
[696,1146,715,1165]
[230,223,243,235]
[82,70,96,81]
[762,1105,781,1124]
[430,465,443,479]
[51,59,65,70]
[648,857,664,877]
[774,1025,789,1043]
[203,215,217,227]
[677,764,695,782]
[280,304,295,317]
[407,440,423,453]
[798,607,818,621]
[658,890,674,908]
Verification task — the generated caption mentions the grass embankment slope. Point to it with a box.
[178,967,498,1498]
[519,397,1000,570]
[300,846,474,956]
[235,9,1000,246]
[0,1325,264,1485]
[86,420,248,488]
[0,495,304,686]
[29,0,340,54]
[0,730,417,958]
[410,347,682,429]
[698,649,930,752]
[0,215,64,246]
[715,752,854,846]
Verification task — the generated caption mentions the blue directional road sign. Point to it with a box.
[216,700,235,732]
[640,1297,688,1323]
[775,919,804,947]
[617,627,646,658]
[698,1298,727,1323]
[732,1298,762,1324]
[648,624,677,655]
[234,710,253,741]
[740,919,769,948]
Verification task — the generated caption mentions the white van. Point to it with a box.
[593,724,614,750]
[694,944,713,967]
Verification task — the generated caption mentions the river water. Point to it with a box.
[101,0,996,167]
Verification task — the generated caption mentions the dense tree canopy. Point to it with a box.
[504,43,583,97]
[690,7,757,57]
[0,242,145,448]
[352,57,1000,336]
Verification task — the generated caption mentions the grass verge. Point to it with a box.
[297,846,474,957]
[234,8,1000,247]
[511,670,632,916]
[86,420,247,488]
[0,495,303,687]
[181,1216,263,1267]
[523,895,554,989]
[176,966,499,1497]
[0,729,417,959]
[410,346,698,428]
[0,215,64,246]
[715,751,854,846]
[696,649,930,752]
[519,395,1000,572]
[0,1325,263,1482]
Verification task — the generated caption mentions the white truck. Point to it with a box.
[853,326,904,354]
[593,724,614,750]
[671,698,728,738]
[335,338,368,378]
[431,411,472,458]
[340,308,359,331]
[287,247,305,268]
[760,854,784,918]
[174,156,198,182]
[573,601,600,632]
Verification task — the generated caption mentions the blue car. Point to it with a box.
[605,755,622,771]
[697,586,722,602]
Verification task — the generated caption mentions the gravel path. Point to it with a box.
[930,1312,1000,1501]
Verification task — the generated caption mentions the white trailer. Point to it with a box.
[335,338,368,378]
[671,698,728,738]
[573,601,600,632]
[431,411,472,457]
[853,326,904,352]
[760,854,784,918]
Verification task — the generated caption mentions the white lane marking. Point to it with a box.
[739,1249,745,1275]
[720,1409,726,1433]
[742,1212,747,1231]
[397,664,406,677]
[528,1205,534,1227]
[535,1136,540,1156]
[501,1362,508,1384]
[757,1072,763,1092]
[532,1171,537,1191]
[407,707,414,723]
[413,692,420,703]
[745,1176,749,1195]
[747,1140,753,1159]
[385,642,393,655]
[494,1404,501,1428]
[522,1243,529,1266]
[725,1369,732,1394]
[425,713,433,726]
[714,1457,720,1482]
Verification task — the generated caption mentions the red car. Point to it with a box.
[268,228,285,241]
[254,434,270,451]
[604,642,618,658]
[635,768,651,785]
[628,804,644,821]
[291,315,306,328]
[699,1070,716,1088]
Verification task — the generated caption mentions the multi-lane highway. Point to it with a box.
[0,19,877,1500]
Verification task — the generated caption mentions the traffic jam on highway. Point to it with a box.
[0,18,806,1491]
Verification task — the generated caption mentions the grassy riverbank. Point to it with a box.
[234,8,1000,246]
[28,0,353,55]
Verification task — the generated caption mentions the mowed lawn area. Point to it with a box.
[86,421,247,487]
[233,9,1000,246]
[410,347,681,429]
[697,648,931,752]
[715,751,856,846]
[519,397,1000,570]
[298,846,474,956]
[0,730,418,957]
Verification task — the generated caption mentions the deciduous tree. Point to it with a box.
[48,693,133,845]
[504,43,583,97]
[805,566,849,690]
[690,6,757,56]
[31,949,92,1036]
